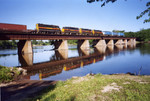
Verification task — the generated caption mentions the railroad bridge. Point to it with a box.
[0,30,136,54]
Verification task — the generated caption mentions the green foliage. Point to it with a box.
[137,43,150,55]
[125,28,150,42]
[89,39,93,44]
[0,65,13,83]
[0,40,17,49]
[68,40,78,45]
[28,74,150,101]
[0,65,21,83]
[32,40,38,45]
[137,2,150,23]
[0,40,51,49]
[32,40,51,46]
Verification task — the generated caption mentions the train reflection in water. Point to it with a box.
[20,44,136,80]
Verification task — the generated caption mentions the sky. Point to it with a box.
[0,0,149,32]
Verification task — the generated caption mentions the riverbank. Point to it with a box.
[0,65,26,83]
[23,74,150,101]
[1,79,56,101]
[1,73,150,101]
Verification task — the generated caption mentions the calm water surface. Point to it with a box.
[0,43,150,80]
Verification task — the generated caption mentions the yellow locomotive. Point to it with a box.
[79,28,92,35]
[92,30,103,36]
[36,23,103,36]
[36,23,61,34]
[61,27,79,35]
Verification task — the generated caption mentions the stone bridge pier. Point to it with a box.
[54,40,68,50]
[17,38,136,55]
[122,39,128,45]
[114,39,123,45]
[93,39,106,47]
[18,53,33,67]
[55,49,68,60]
[127,39,136,45]
[77,40,90,49]
[18,40,33,54]
[106,39,114,46]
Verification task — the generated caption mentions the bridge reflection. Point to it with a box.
[20,44,136,80]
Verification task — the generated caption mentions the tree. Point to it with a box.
[87,0,150,23]
[124,28,150,41]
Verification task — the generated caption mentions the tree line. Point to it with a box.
[0,40,51,49]
[0,40,17,49]
[124,28,150,42]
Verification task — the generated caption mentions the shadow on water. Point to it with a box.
[136,43,150,55]
[18,43,139,80]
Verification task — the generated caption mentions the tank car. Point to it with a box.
[36,23,61,34]
[92,30,103,36]
[61,27,79,35]
[79,28,92,35]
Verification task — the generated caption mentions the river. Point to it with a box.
[0,43,150,80]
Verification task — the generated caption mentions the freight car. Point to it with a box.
[102,31,113,36]
[0,23,27,32]
[61,27,79,35]
[112,32,118,36]
[118,32,124,36]
[36,23,61,34]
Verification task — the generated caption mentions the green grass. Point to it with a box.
[27,74,150,101]
[0,65,20,83]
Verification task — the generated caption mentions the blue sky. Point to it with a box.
[0,0,149,32]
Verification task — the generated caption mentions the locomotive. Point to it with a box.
[36,23,104,36]
[79,28,92,35]
[36,23,61,34]
[61,27,79,35]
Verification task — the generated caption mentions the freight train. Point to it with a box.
[0,23,124,36]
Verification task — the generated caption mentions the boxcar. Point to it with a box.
[0,23,27,32]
